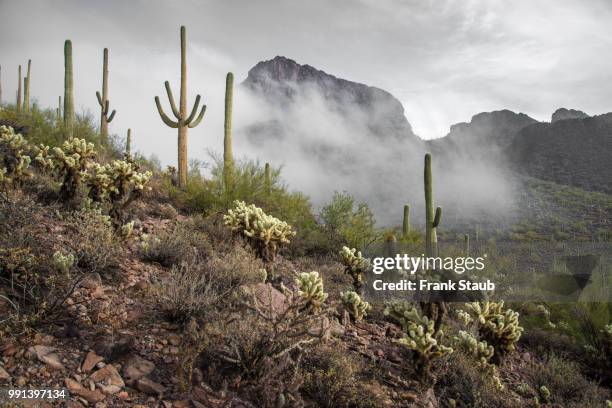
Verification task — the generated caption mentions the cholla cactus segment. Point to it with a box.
[53,138,97,170]
[53,250,75,274]
[339,246,370,292]
[340,291,371,322]
[223,200,296,262]
[453,330,494,364]
[384,301,420,332]
[0,167,6,184]
[466,301,523,358]
[296,271,328,312]
[83,159,152,202]
[31,143,55,171]
[455,309,473,326]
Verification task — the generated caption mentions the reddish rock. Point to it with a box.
[30,345,65,370]
[65,378,106,404]
[81,351,104,373]
[0,366,10,381]
[123,355,155,384]
[136,377,166,396]
[89,364,124,388]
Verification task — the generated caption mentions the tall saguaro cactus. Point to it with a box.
[422,153,446,335]
[224,72,234,193]
[126,128,132,155]
[56,96,62,123]
[264,162,271,198]
[424,153,442,258]
[464,234,470,256]
[96,48,116,145]
[16,65,22,113]
[402,204,411,237]
[0,65,2,105]
[23,59,31,112]
[154,26,207,188]
[64,40,75,138]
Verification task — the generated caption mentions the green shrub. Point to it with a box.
[140,221,211,267]
[320,191,376,249]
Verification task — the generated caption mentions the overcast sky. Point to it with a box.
[2,0,612,166]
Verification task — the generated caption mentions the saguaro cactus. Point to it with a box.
[16,65,22,113]
[23,59,31,112]
[56,96,62,123]
[0,65,3,105]
[424,153,442,258]
[64,40,75,138]
[96,48,116,145]
[402,204,411,237]
[224,72,234,193]
[264,162,271,198]
[154,26,206,188]
[464,234,470,256]
[126,128,132,155]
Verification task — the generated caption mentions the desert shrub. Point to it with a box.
[320,191,377,249]
[64,207,121,274]
[301,344,381,408]
[140,221,211,267]
[435,353,519,408]
[384,301,453,378]
[223,200,296,263]
[0,196,83,335]
[523,354,611,407]
[204,283,331,407]
[571,303,612,384]
[153,258,222,323]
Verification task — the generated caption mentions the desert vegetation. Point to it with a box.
[0,24,610,408]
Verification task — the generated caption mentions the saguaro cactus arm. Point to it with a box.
[188,104,206,128]
[164,81,180,118]
[155,96,179,128]
[185,95,203,124]
[96,91,116,122]
[433,207,442,227]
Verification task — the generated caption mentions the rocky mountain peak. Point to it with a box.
[551,108,589,123]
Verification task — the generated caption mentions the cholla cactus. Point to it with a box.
[340,291,371,322]
[453,330,494,364]
[0,167,6,184]
[0,125,33,184]
[53,138,97,201]
[339,246,370,293]
[466,301,523,362]
[120,221,134,239]
[223,200,296,262]
[296,271,328,312]
[455,309,473,326]
[53,250,75,274]
[539,386,551,403]
[31,143,55,172]
[83,160,151,221]
[384,302,453,377]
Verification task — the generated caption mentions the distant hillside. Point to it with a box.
[508,113,612,194]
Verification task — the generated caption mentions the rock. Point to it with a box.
[16,376,27,386]
[136,377,166,396]
[30,345,65,370]
[0,366,10,381]
[123,356,155,384]
[1,343,18,357]
[191,400,206,408]
[168,334,181,346]
[91,286,106,299]
[97,383,122,396]
[65,378,106,404]
[192,386,208,403]
[423,388,438,408]
[82,351,104,373]
[93,335,135,361]
[243,283,288,316]
[117,391,129,400]
[89,364,124,388]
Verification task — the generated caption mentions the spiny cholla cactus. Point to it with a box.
[384,301,453,377]
[466,301,523,362]
[83,160,151,220]
[536,304,556,329]
[453,330,494,364]
[53,250,75,274]
[53,138,97,201]
[455,309,473,326]
[31,143,55,172]
[340,291,371,322]
[223,200,296,262]
[120,221,134,239]
[0,125,33,184]
[296,271,328,312]
[140,233,160,257]
[339,246,370,293]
